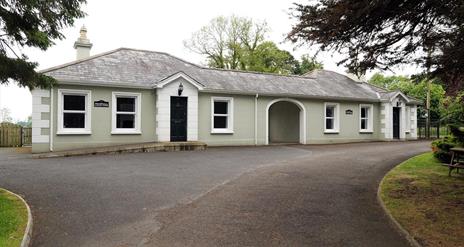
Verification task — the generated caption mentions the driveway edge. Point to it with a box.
[377,173,421,247]
[4,189,33,247]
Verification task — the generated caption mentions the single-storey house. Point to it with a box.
[31,27,420,153]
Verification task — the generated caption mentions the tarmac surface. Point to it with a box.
[0,141,429,246]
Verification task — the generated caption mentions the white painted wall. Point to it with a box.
[156,77,198,142]
[31,89,50,143]
[381,102,392,139]
[410,105,418,139]
[380,95,417,140]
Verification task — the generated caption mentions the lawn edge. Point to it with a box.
[1,188,33,247]
[377,155,424,247]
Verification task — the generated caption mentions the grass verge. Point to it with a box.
[0,189,28,247]
[380,152,464,247]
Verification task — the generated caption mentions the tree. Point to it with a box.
[0,0,87,89]
[288,0,464,94]
[185,15,324,75]
[16,115,31,127]
[0,107,12,123]
[244,41,296,74]
[369,73,446,119]
[442,92,464,124]
[293,55,323,75]
[184,15,268,70]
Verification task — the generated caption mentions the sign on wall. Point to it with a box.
[345,109,353,115]
[94,100,109,107]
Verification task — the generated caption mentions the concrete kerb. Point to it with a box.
[377,164,422,247]
[3,188,33,247]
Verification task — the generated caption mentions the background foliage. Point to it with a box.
[185,15,323,75]
[369,73,446,119]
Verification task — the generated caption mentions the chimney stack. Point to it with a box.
[74,25,92,60]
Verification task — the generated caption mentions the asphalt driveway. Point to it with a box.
[0,141,429,246]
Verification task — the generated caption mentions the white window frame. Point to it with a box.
[57,89,92,135]
[211,97,234,134]
[324,102,340,133]
[359,104,374,133]
[112,92,142,135]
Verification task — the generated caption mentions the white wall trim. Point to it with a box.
[265,98,307,145]
[156,72,204,90]
[56,89,92,135]
[389,91,410,103]
[111,92,142,135]
[210,96,234,134]
[381,102,392,139]
[49,88,54,151]
[404,106,411,133]
[254,94,259,145]
[31,89,50,144]
[156,77,198,142]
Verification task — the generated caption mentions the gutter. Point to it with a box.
[57,80,152,89]
[200,89,383,103]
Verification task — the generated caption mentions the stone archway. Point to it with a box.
[265,98,306,145]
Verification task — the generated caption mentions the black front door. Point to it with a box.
[393,107,400,139]
[170,96,187,142]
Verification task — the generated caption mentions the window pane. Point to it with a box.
[214,116,228,129]
[326,118,334,130]
[326,106,334,117]
[64,95,85,111]
[361,107,367,118]
[63,113,85,128]
[116,114,135,128]
[214,101,228,114]
[117,97,135,112]
[361,119,367,129]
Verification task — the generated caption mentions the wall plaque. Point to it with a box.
[345,109,353,115]
[94,100,109,107]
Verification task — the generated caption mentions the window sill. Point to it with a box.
[111,130,142,135]
[324,130,339,134]
[57,130,91,135]
[211,129,234,134]
[359,130,374,134]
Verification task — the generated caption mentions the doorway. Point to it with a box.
[393,107,400,139]
[170,96,187,142]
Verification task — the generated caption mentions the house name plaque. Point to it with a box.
[94,100,109,107]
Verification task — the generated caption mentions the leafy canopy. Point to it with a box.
[185,15,323,75]
[288,0,464,94]
[0,0,87,89]
[443,92,464,124]
[369,73,446,119]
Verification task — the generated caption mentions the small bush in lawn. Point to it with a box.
[431,137,458,163]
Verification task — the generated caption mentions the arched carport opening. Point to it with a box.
[266,98,306,145]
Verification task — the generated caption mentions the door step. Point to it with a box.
[33,141,207,159]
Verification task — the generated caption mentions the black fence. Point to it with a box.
[417,118,450,139]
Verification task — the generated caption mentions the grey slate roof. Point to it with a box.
[41,48,419,103]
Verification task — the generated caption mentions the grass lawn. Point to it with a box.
[0,189,28,247]
[380,152,464,247]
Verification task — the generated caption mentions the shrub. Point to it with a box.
[431,136,458,163]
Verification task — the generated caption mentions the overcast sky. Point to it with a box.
[0,0,419,121]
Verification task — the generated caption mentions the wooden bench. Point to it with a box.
[444,148,464,176]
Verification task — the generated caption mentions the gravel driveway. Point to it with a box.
[0,141,429,246]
